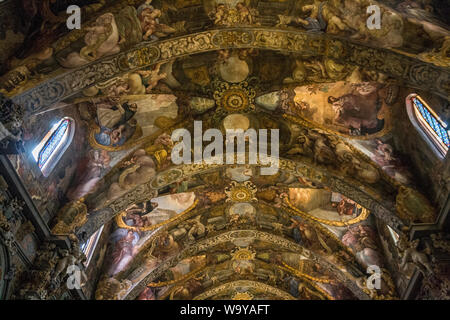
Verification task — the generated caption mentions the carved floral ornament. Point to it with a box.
[51,199,88,235]
[214,81,256,114]
[225,181,258,203]
[231,247,256,261]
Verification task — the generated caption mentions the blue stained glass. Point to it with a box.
[80,241,88,252]
[413,98,450,148]
[38,119,70,169]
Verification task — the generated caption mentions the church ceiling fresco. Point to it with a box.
[0,0,448,111]
[88,165,401,300]
[1,0,449,301]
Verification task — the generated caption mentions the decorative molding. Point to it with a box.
[192,280,295,300]
[10,28,450,114]
[0,155,51,241]
[78,155,406,242]
[124,229,370,300]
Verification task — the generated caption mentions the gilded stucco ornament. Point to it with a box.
[17,236,86,300]
[225,181,258,202]
[51,199,88,235]
[396,186,436,224]
[231,247,256,261]
[213,81,256,115]
[95,277,133,300]
[232,291,254,300]
[283,196,370,227]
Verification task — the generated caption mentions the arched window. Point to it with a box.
[32,117,75,177]
[406,94,449,159]
[387,225,399,246]
[80,225,104,267]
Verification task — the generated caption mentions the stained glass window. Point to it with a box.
[411,96,449,157]
[32,117,75,177]
[81,225,104,267]
[37,119,69,169]
[387,225,399,246]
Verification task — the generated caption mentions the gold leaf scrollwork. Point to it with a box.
[283,197,370,227]
[51,199,88,235]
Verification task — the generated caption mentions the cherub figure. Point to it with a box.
[321,0,350,34]
[218,49,231,63]
[138,0,176,40]
[397,236,434,276]
[236,2,253,24]
[299,0,326,31]
[140,8,159,40]
[81,13,115,61]
[104,78,130,97]
[136,62,167,93]
[213,4,229,26]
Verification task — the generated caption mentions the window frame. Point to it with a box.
[32,117,75,177]
[81,225,104,267]
[406,94,449,159]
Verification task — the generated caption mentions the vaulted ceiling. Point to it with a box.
[1,0,449,300]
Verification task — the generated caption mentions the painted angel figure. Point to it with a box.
[135,62,167,93]
[108,229,140,276]
[236,2,253,24]
[80,13,118,62]
[92,97,138,147]
[211,4,229,26]
[137,0,176,40]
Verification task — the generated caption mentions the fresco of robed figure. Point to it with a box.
[290,82,390,137]
[88,94,178,151]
